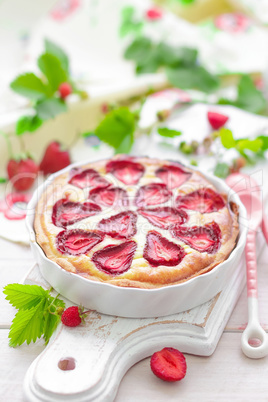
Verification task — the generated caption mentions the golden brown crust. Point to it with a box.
[34,156,239,289]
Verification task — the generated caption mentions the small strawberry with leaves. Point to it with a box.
[3,284,93,347]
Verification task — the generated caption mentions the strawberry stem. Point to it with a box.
[1,131,14,159]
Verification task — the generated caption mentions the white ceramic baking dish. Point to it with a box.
[26,159,247,318]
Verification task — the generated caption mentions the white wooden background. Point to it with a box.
[1,229,268,401]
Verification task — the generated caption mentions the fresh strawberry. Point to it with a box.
[52,199,101,228]
[143,231,186,267]
[146,8,163,20]
[98,211,137,239]
[175,188,225,213]
[155,164,191,189]
[58,82,72,99]
[106,159,145,185]
[56,229,104,256]
[69,168,110,189]
[88,186,129,207]
[135,183,172,208]
[138,207,188,230]
[92,241,137,275]
[150,347,187,382]
[61,306,82,327]
[7,158,38,191]
[39,141,71,175]
[207,111,229,130]
[171,222,221,254]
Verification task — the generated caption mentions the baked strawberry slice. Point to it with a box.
[69,168,110,189]
[98,211,137,239]
[207,111,229,130]
[52,199,101,228]
[92,240,137,275]
[106,159,145,185]
[171,221,221,254]
[56,229,104,256]
[143,231,186,267]
[150,347,187,382]
[175,188,225,213]
[135,183,172,207]
[88,186,129,207]
[138,207,188,229]
[155,164,191,189]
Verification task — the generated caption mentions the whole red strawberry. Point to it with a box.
[7,158,39,191]
[207,111,229,130]
[61,306,82,327]
[58,82,72,99]
[39,141,71,175]
[146,8,163,20]
[150,347,187,382]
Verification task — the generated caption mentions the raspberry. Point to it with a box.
[58,82,72,99]
[150,347,187,382]
[61,306,82,327]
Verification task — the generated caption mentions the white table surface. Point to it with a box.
[1,231,268,401]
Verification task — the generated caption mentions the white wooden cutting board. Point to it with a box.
[21,230,265,402]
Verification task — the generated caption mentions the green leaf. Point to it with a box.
[156,43,198,67]
[45,38,69,73]
[124,37,153,64]
[43,298,65,344]
[136,49,161,74]
[166,65,219,92]
[8,299,48,347]
[236,138,263,153]
[115,133,133,154]
[95,107,136,149]
[234,75,266,114]
[0,177,7,183]
[157,127,182,137]
[35,98,67,120]
[119,6,143,37]
[38,53,68,93]
[220,128,236,149]
[214,162,230,178]
[15,115,43,135]
[257,135,268,151]
[10,73,48,100]
[3,284,50,310]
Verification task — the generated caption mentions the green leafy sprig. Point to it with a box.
[4,284,65,347]
[10,39,86,137]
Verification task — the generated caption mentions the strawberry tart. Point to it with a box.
[34,155,239,289]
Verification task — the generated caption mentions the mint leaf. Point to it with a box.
[136,49,161,74]
[166,66,219,92]
[0,177,7,183]
[15,115,43,135]
[43,298,65,344]
[120,6,143,37]
[214,162,230,178]
[157,127,182,138]
[3,284,50,310]
[257,135,268,151]
[10,73,48,100]
[157,43,197,67]
[124,37,153,64]
[45,38,69,73]
[9,299,48,347]
[35,98,67,120]
[220,128,236,149]
[95,107,136,149]
[234,75,266,114]
[38,53,68,93]
[236,138,263,153]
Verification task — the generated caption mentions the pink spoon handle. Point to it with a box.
[245,229,258,298]
[261,215,268,245]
